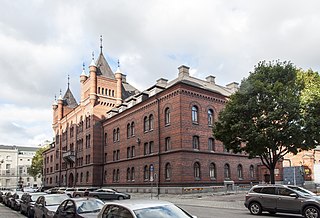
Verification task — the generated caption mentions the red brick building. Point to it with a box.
[43,46,261,192]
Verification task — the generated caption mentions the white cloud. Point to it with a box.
[0,0,320,146]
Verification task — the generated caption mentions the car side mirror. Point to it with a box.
[289,193,298,198]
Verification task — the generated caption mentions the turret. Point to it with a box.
[80,63,88,104]
[89,55,97,105]
[52,96,58,124]
[115,61,122,105]
[57,92,63,121]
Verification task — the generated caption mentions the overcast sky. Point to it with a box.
[1,0,320,146]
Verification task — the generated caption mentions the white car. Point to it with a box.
[97,199,197,218]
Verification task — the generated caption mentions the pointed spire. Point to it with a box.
[90,51,96,67]
[115,59,122,74]
[67,75,70,89]
[100,35,103,54]
[81,62,87,76]
[58,89,63,100]
[52,94,58,105]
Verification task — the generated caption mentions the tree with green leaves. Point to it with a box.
[28,146,48,179]
[213,60,320,184]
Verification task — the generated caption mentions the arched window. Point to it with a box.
[113,169,116,182]
[113,129,116,142]
[98,87,100,94]
[250,165,254,178]
[61,175,64,185]
[116,169,120,182]
[237,164,243,179]
[101,88,104,95]
[144,116,148,132]
[131,122,135,136]
[208,109,214,126]
[165,108,170,125]
[104,133,107,146]
[208,138,215,151]
[144,165,149,181]
[149,114,154,130]
[112,90,115,97]
[165,163,171,180]
[127,168,131,181]
[194,162,201,179]
[109,90,111,96]
[131,167,135,181]
[193,136,199,150]
[127,123,131,138]
[165,137,171,151]
[86,171,89,183]
[224,164,230,179]
[192,105,199,123]
[80,172,83,183]
[116,128,120,141]
[209,163,216,179]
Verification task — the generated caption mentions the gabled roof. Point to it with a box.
[63,88,78,108]
[96,52,115,79]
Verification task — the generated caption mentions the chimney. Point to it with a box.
[206,75,215,84]
[156,78,168,87]
[226,82,239,93]
[178,65,190,78]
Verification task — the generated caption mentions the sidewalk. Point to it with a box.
[0,204,24,218]
[130,191,247,210]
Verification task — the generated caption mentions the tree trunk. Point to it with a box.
[269,166,276,184]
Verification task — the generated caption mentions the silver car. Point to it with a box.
[34,194,70,218]
[245,184,320,218]
[97,199,197,218]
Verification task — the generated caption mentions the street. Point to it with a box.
[180,205,303,218]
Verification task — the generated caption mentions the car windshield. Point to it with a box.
[288,186,316,196]
[31,194,44,201]
[76,199,104,214]
[134,205,193,218]
[45,195,69,206]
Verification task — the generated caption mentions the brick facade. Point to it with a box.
[43,49,261,191]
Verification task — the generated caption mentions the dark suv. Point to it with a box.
[245,184,320,217]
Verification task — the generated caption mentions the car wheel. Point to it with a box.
[118,196,124,200]
[304,206,320,218]
[249,202,262,215]
[75,194,80,197]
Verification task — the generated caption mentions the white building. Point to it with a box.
[0,145,42,188]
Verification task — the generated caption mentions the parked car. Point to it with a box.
[245,184,320,217]
[62,187,77,197]
[86,188,130,200]
[53,197,104,218]
[34,194,70,218]
[0,191,3,203]
[20,192,47,218]
[3,191,13,207]
[9,191,24,211]
[45,187,59,194]
[73,187,99,198]
[97,199,198,218]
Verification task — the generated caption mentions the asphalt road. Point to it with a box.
[180,205,303,218]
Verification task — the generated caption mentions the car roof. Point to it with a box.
[102,199,174,211]
[44,194,69,198]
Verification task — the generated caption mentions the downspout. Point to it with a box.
[156,97,161,195]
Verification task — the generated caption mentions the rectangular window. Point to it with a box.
[131,146,135,157]
[127,147,131,158]
[149,141,154,154]
[144,143,148,155]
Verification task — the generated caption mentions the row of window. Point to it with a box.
[97,87,115,97]
[105,163,255,183]
[110,106,214,144]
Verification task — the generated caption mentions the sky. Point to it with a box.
[0,0,320,146]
